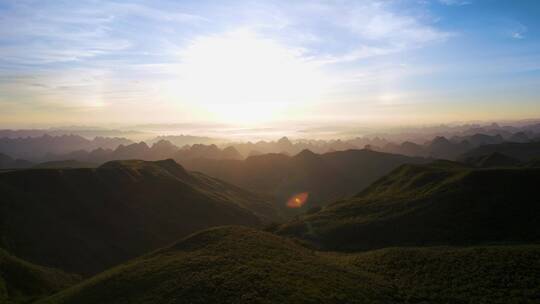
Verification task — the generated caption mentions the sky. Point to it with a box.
[1,0,539,133]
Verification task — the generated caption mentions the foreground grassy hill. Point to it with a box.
[38,226,540,304]
[0,159,278,275]
[278,161,540,250]
[37,226,392,304]
[0,248,79,304]
[182,149,429,215]
[346,245,540,303]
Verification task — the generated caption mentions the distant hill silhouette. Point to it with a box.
[459,142,540,162]
[278,162,540,250]
[0,160,278,275]
[380,134,509,160]
[147,134,223,147]
[0,135,132,161]
[46,141,243,165]
[0,248,79,303]
[0,129,145,140]
[182,149,429,215]
[33,160,98,169]
[174,144,242,161]
[0,153,33,169]
[38,226,540,304]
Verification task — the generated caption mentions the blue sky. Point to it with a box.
[0,0,539,130]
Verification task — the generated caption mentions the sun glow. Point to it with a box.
[174,29,330,124]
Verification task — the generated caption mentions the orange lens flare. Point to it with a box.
[286,192,309,208]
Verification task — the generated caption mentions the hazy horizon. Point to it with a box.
[1,117,539,142]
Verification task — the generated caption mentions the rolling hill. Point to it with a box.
[182,149,429,215]
[0,159,278,276]
[36,226,393,304]
[277,161,540,251]
[0,248,79,304]
[38,226,540,304]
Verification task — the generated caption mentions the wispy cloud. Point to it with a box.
[0,1,204,66]
[2,0,537,127]
[507,23,527,40]
[437,0,471,6]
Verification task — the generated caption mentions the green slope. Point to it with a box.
[346,245,540,303]
[278,161,540,250]
[39,227,540,304]
[38,226,392,304]
[0,159,278,276]
[0,248,79,304]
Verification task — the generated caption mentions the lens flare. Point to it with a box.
[286,192,309,208]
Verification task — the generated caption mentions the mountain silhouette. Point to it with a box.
[182,149,429,215]
[0,153,33,169]
[0,135,132,160]
[459,142,540,162]
[0,159,278,275]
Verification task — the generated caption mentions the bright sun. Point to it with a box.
[174,29,330,124]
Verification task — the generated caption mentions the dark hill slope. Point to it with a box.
[0,248,79,304]
[39,227,540,304]
[0,153,33,169]
[38,226,392,304]
[459,141,540,162]
[0,160,277,275]
[348,245,540,304]
[464,152,522,168]
[182,149,429,213]
[33,160,98,169]
[278,163,540,250]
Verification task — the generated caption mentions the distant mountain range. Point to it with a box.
[0,129,147,140]
[0,135,133,161]
[182,149,430,215]
[0,160,278,275]
[1,122,539,164]
[146,134,225,147]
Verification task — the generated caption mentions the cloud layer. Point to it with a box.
[0,0,538,127]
